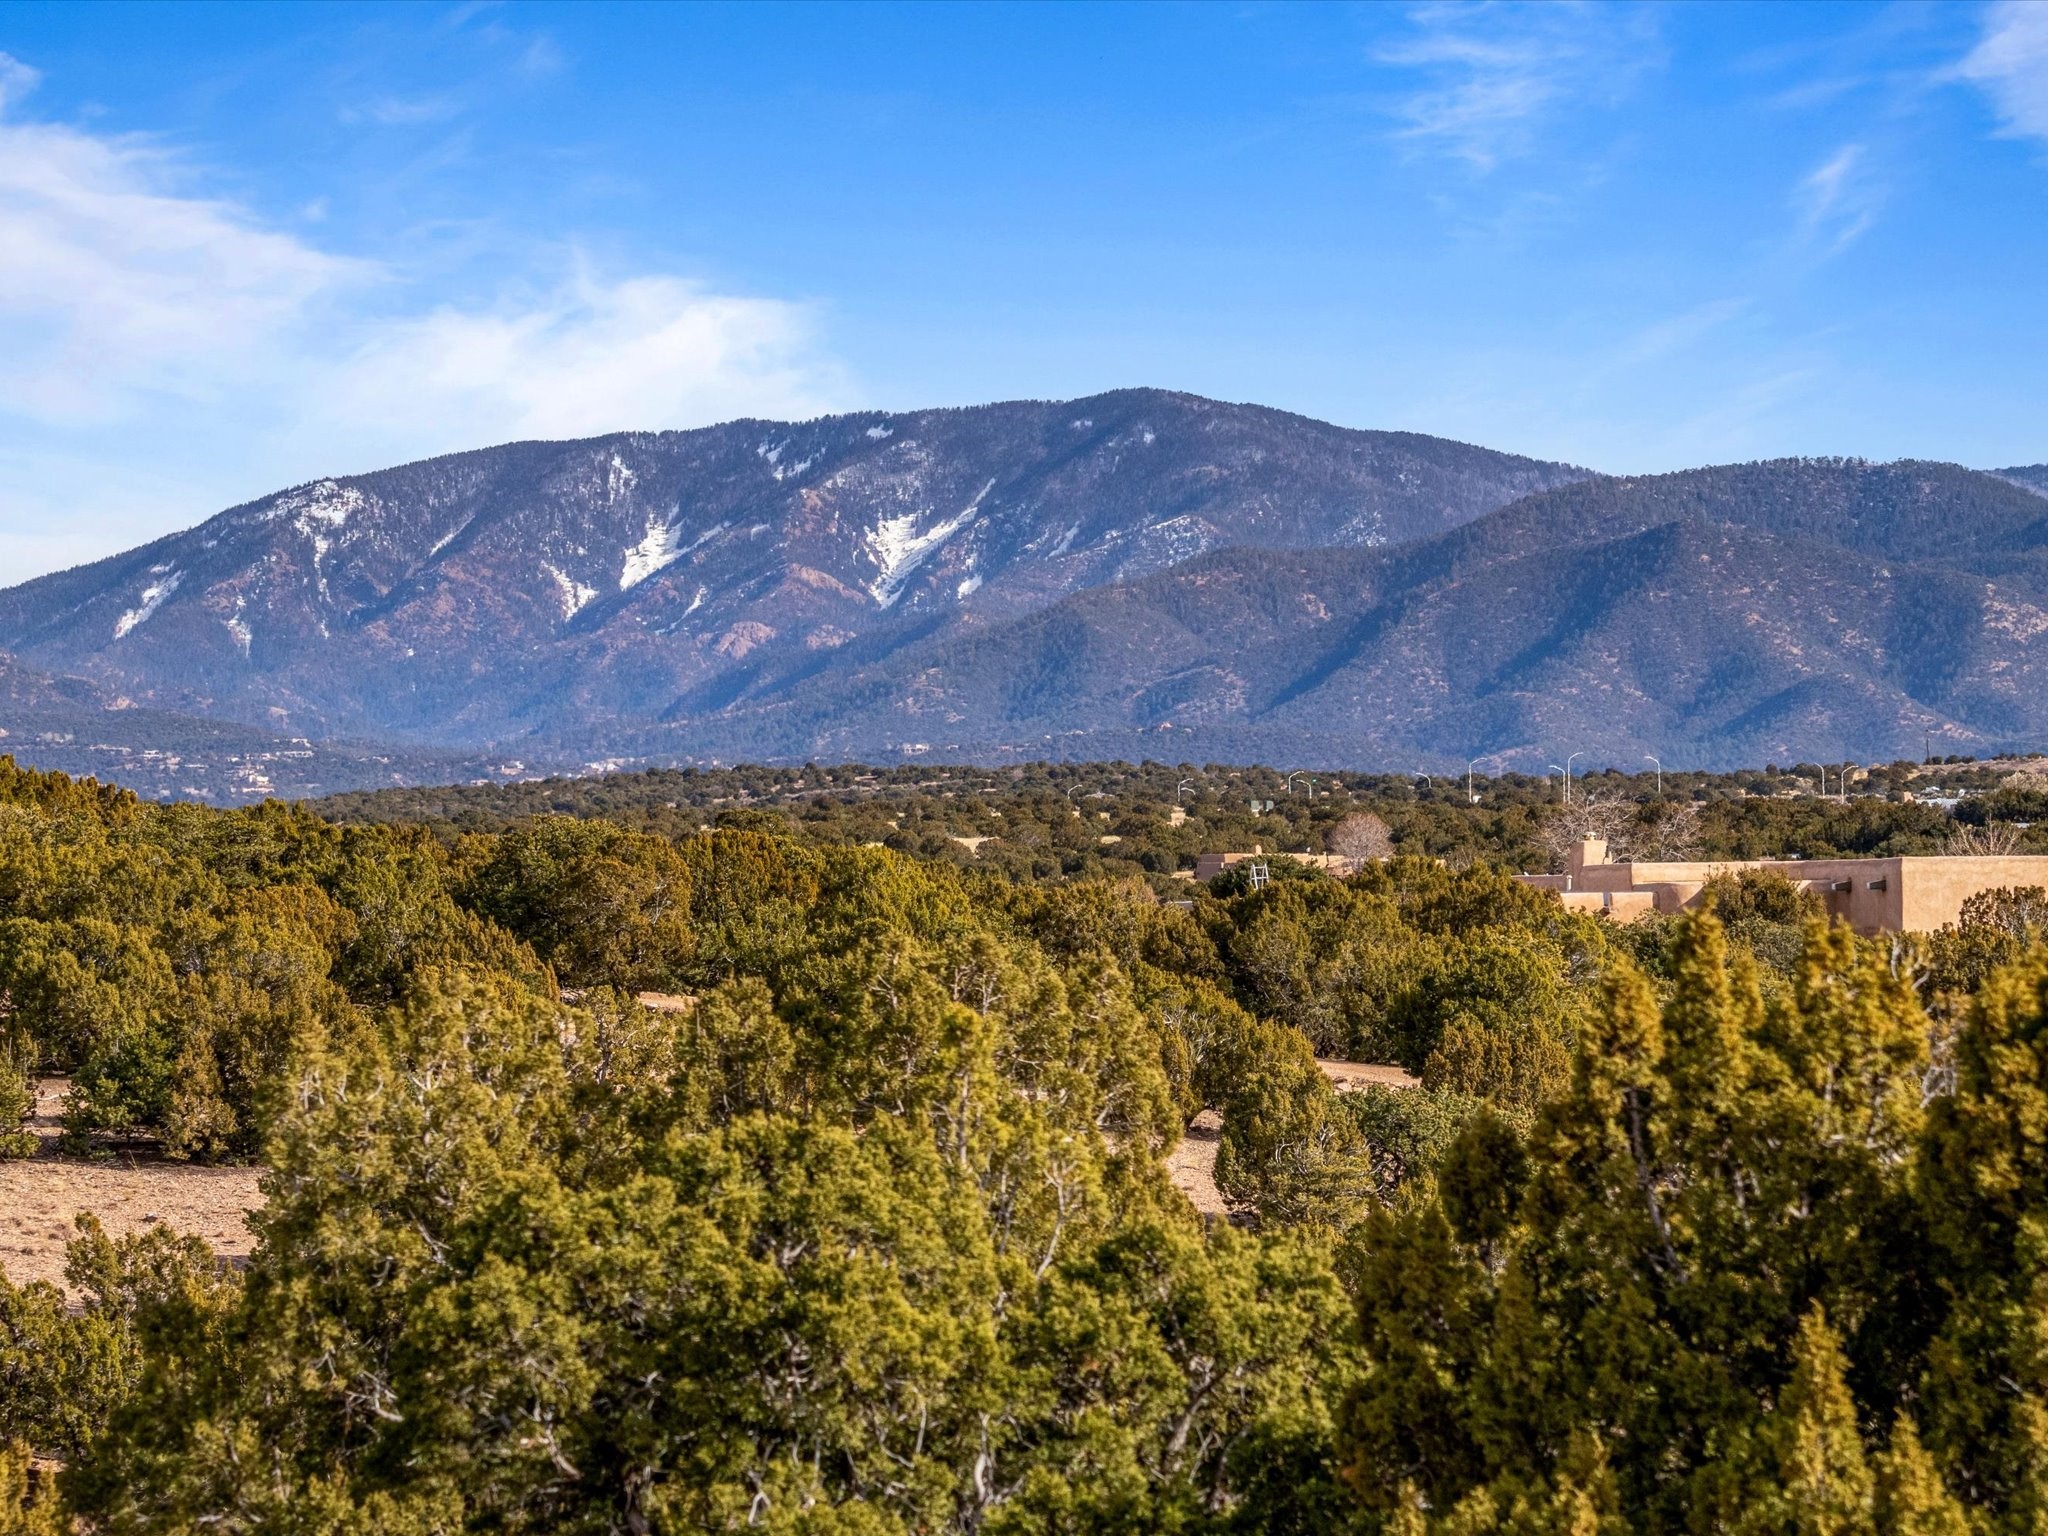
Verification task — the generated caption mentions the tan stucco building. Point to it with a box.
[1521,838,2048,935]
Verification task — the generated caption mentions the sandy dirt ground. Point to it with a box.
[1166,1109,1230,1217]
[0,1079,263,1293]
[1316,1060,1419,1093]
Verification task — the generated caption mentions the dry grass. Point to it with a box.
[0,1079,262,1294]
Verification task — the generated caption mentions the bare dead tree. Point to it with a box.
[1945,821,2025,856]
[1537,794,1634,873]
[1638,798,1704,860]
[1326,812,1394,871]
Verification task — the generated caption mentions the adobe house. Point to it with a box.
[1520,838,2048,935]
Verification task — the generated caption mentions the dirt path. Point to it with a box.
[0,1080,263,1294]
[1163,1060,1415,1218]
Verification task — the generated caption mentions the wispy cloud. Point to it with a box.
[1795,142,1883,254]
[0,63,367,426]
[1376,2,1664,172]
[1615,298,1752,368]
[342,93,465,127]
[0,51,37,112]
[1954,0,2048,145]
[0,49,850,583]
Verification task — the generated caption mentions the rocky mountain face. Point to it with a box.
[1,394,2042,793]
[0,390,1584,759]
[642,459,2048,771]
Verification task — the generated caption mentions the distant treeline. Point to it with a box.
[312,755,2048,886]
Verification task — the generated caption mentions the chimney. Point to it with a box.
[1571,838,1607,878]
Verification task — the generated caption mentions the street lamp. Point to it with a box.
[1285,771,1310,795]
[1549,764,1567,805]
[1176,777,1194,803]
[1467,758,1483,804]
[1566,752,1584,806]
[1645,755,1661,797]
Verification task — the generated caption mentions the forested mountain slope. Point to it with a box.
[656,458,2048,769]
[2001,463,2048,498]
[0,390,1584,750]
[4,410,2045,789]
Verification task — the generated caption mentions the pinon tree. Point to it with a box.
[67,845,1356,1534]
[1338,910,1946,1531]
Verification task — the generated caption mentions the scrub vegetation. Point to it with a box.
[1,753,2046,1532]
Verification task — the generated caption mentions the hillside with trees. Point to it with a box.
[4,753,2048,1530]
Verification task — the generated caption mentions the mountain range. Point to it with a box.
[0,389,2042,799]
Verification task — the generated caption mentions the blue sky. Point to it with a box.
[0,0,2044,584]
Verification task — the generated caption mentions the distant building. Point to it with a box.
[1521,838,2048,935]
[1193,847,1359,881]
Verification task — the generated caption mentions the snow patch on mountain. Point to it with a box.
[269,481,365,542]
[114,567,182,639]
[429,515,474,558]
[621,520,687,590]
[957,572,983,599]
[867,479,995,609]
[756,439,814,481]
[545,564,598,619]
[606,454,636,505]
[866,423,894,440]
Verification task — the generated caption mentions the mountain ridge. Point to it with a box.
[0,389,1588,750]
[0,396,2042,794]
[623,456,2048,771]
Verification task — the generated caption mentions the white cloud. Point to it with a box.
[1955,1,2048,144]
[0,52,850,584]
[1377,2,1663,171]
[0,96,366,426]
[326,271,845,451]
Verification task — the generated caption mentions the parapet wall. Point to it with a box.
[1520,839,2048,934]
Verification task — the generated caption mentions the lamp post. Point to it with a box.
[1566,752,1584,806]
[1467,758,1483,804]
[1176,777,1194,803]
[1644,754,1661,797]
[1549,764,1567,805]
[1285,771,1309,795]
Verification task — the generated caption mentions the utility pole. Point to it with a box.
[1645,754,1661,797]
